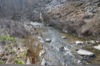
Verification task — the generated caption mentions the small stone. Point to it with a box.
[77,60,81,64]
[89,40,95,44]
[59,46,68,51]
[75,41,84,45]
[45,38,51,42]
[76,49,94,56]
[26,57,31,64]
[39,50,45,56]
[59,47,64,51]
[93,45,100,50]
[41,58,46,65]
[96,41,100,43]
[61,36,66,39]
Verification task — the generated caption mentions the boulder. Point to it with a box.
[76,49,94,56]
[93,45,100,50]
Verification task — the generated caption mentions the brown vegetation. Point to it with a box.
[24,35,43,64]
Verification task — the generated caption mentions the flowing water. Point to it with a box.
[29,22,83,65]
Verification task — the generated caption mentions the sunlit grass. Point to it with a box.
[0,34,15,42]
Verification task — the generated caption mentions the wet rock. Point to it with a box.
[76,49,94,56]
[59,46,68,52]
[93,45,100,50]
[45,38,51,42]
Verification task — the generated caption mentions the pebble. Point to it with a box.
[59,46,68,52]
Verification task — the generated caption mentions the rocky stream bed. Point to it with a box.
[25,22,100,65]
[0,0,100,65]
[0,20,100,65]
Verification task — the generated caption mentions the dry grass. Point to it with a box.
[81,13,100,38]
[24,35,43,64]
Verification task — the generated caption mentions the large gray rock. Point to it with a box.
[76,49,94,56]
